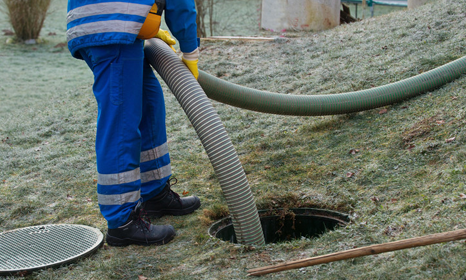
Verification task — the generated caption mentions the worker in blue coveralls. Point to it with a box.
[66,0,201,246]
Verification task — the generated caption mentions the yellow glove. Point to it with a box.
[182,48,199,80]
[154,29,176,52]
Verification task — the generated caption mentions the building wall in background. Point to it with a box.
[261,0,341,31]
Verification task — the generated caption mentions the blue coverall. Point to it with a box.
[66,0,198,229]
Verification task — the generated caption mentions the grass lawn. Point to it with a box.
[1,0,466,279]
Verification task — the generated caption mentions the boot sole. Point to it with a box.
[146,199,201,218]
[106,232,176,247]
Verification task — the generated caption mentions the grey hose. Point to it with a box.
[197,56,466,116]
[144,39,265,246]
[144,39,466,246]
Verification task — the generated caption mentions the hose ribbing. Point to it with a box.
[198,56,466,116]
[144,39,265,246]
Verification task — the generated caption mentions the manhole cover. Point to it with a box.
[0,224,104,276]
[209,208,349,244]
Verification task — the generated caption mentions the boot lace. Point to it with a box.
[168,177,182,206]
[134,203,152,242]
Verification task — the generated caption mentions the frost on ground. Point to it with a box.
[1,0,466,279]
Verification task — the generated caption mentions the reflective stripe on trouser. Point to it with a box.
[79,40,171,229]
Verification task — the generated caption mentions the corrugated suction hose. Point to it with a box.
[144,39,265,246]
[198,56,466,116]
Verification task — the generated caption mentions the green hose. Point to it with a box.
[198,56,466,116]
[146,38,465,246]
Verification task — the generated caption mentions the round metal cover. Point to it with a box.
[0,224,104,276]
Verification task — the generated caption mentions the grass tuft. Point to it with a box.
[2,0,52,41]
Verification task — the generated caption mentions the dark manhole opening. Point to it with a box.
[209,208,349,244]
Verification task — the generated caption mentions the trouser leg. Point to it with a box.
[139,57,172,201]
[79,41,145,229]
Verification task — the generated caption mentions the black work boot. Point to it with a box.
[143,179,201,218]
[106,203,176,247]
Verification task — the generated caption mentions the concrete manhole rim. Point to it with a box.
[0,224,104,276]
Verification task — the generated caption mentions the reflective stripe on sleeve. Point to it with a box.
[67,2,150,24]
[98,168,141,186]
[67,20,142,41]
[98,190,141,205]
[140,143,169,163]
[141,164,172,183]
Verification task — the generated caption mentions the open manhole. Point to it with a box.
[209,208,349,244]
[0,224,104,276]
